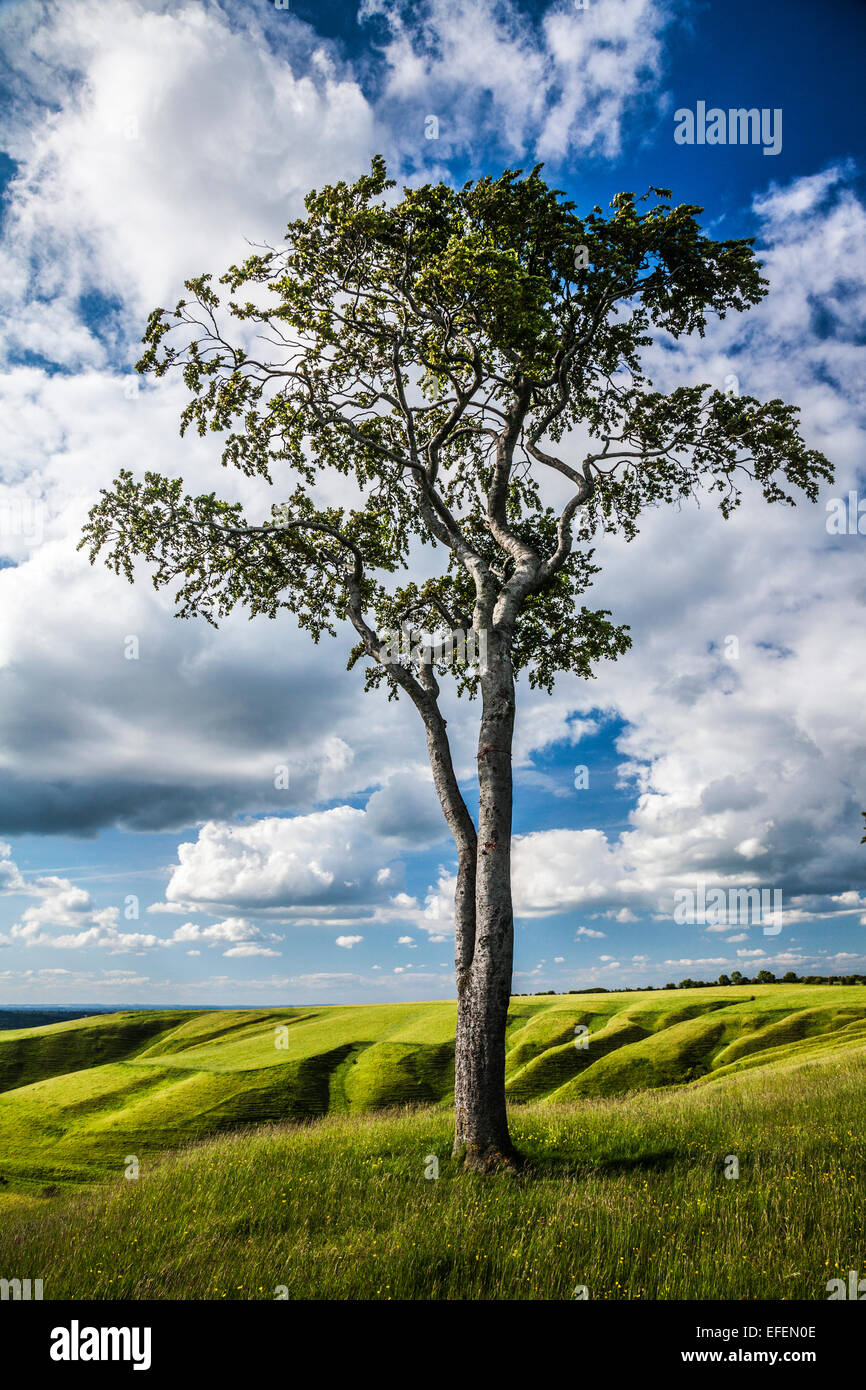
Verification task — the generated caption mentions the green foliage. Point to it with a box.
[80,160,832,699]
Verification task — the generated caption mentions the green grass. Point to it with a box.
[0,986,865,1197]
[1,1045,864,1300]
[1,986,864,1299]
[0,1009,193,1091]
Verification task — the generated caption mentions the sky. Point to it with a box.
[0,0,865,1005]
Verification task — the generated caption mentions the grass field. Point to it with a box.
[0,986,864,1299]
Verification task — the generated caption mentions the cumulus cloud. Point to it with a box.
[0,0,448,838]
[363,774,448,849]
[0,0,377,355]
[0,843,25,893]
[0,848,158,953]
[162,807,400,914]
[500,166,866,935]
[171,918,260,943]
[169,917,279,956]
[222,943,281,958]
[0,2,864,998]
[0,842,280,957]
[360,0,669,162]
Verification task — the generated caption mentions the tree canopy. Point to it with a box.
[80,158,832,709]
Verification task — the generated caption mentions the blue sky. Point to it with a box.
[0,0,865,1004]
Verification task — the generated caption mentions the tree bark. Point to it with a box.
[452,631,518,1172]
[349,563,522,1171]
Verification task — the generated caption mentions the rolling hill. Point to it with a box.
[1,984,865,1199]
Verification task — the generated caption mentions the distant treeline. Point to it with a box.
[516,972,866,995]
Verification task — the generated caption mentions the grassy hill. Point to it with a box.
[1,1039,864,1300]
[0,986,864,1299]
[0,985,865,1200]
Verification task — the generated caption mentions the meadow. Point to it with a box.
[0,985,864,1299]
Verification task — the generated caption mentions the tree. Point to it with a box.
[80,159,832,1172]
[756,969,776,983]
[730,971,745,986]
[717,973,731,986]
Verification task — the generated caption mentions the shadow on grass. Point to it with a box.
[501,1146,684,1183]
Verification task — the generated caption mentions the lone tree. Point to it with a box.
[81,160,832,1171]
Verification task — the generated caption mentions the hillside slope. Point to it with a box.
[0,985,864,1195]
[2,1042,865,1300]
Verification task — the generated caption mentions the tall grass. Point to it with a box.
[3,1049,864,1300]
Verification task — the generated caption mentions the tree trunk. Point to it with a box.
[452,634,518,1172]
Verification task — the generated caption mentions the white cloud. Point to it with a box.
[361,0,669,161]
[0,843,25,893]
[0,851,160,953]
[222,943,281,958]
[496,167,866,936]
[0,0,377,358]
[0,3,863,991]
[511,828,629,916]
[0,0,446,841]
[336,935,364,949]
[171,918,259,943]
[736,838,768,860]
[662,959,729,969]
[0,967,152,993]
[169,918,276,959]
[364,774,448,849]
[163,808,396,914]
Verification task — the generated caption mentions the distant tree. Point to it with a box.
[756,969,776,983]
[717,973,731,986]
[663,982,677,991]
[80,160,833,1172]
[781,971,798,983]
[730,970,745,986]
